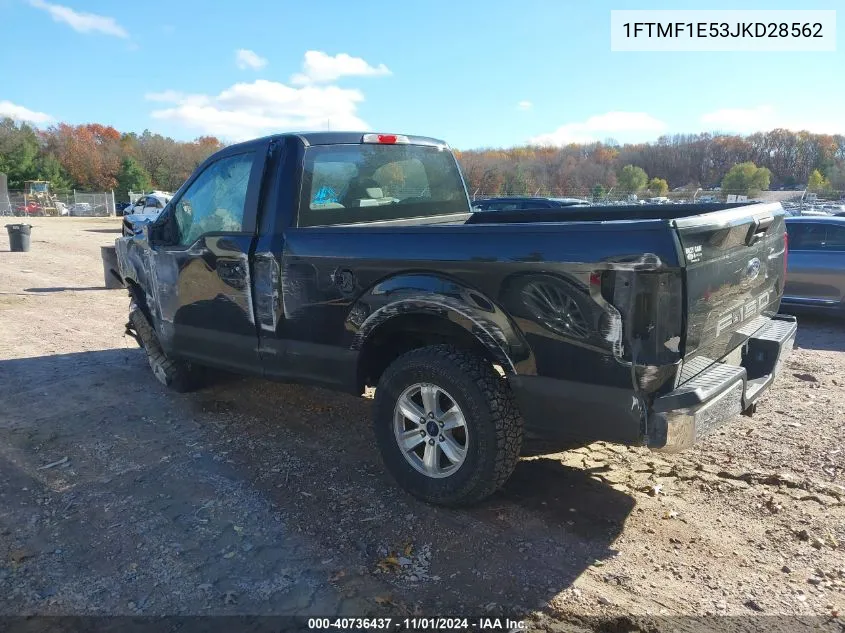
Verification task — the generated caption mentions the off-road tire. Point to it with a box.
[373,345,523,506]
[129,303,200,393]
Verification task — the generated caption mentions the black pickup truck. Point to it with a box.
[117,132,797,506]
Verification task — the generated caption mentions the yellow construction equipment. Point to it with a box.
[23,181,60,216]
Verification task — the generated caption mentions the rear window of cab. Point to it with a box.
[298,143,469,227]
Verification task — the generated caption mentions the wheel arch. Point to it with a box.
[125,278,153,326]
[351,281,533,389]
[116,238,157,326]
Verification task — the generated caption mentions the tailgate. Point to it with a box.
[674,203,787,385]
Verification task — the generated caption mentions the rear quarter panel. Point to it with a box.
[266,220,682,389]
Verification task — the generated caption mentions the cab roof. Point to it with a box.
[226,131,449,151]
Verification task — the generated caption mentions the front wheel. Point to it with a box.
[129,302,201,393]
[373,345,523,506]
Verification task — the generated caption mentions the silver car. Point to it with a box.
[782,216,845,315]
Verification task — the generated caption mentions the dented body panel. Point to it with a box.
[116,132,795,452]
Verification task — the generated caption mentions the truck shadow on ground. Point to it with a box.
[496,457,634,538]
[0,349,635,616]
[200,376,635,614]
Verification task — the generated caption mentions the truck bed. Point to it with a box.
[464,202,765,225]
[286,200,787,395]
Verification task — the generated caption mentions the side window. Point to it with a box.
[823,225,845,250]
[173,152,254,246]
[789,223,826,250]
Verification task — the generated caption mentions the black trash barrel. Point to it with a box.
[6,224,32,252]
[100,245,123,289]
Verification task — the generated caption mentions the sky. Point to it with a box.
[0,0,843,149]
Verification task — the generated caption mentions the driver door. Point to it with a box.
[148,143,266,373]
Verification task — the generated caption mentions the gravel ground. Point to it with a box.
[0,218,843,631]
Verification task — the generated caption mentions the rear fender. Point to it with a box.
[348,273,533,374]
[115,236,159,325]
[115,236,149,291]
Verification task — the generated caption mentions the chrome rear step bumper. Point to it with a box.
[647,314,797,452]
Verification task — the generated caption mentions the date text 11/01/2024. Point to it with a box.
[307,617,527,630]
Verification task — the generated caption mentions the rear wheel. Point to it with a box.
[373,345,523,506]
[129,302,201,393]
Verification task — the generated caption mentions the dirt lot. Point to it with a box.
[1,218,843,630]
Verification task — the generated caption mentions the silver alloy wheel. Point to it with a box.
[393,382,469,479]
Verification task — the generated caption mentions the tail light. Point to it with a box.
[362,133,410,144]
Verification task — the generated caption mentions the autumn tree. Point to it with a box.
[827,164,845,192]
[48,123,121,190]
[721,162,771,196]
[0,118,39,188]
[35,154,72,191]
[617,164,648,193]
[807,168,831,192]
[648,177,669,196]
[116,157,152,201]
[6,119,845,201]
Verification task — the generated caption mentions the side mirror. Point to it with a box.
[146,207,174,245]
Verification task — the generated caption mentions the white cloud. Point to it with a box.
[700,105,845,135]
[148,80,368,141]
[235,49,268,71]
[700,105,777,132]
[28,0,127,38]
[517,100,533,111]
[529,111,667,146]
[0,100,53,124]
[291,50,390,85]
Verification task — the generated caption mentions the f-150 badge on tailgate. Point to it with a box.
[715,289,770,337]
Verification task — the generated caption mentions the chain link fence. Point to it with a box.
[468,187,845,208]
[2,190,116,217]
[469,188,748,203]
[71,191,116,216]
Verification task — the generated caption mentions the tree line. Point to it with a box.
[0,118,223,201]
[455,129,845,197]
[3,119,844,202]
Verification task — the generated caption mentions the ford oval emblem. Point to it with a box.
[746,257,761,281]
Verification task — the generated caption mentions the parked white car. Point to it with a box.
[124,192,172,217]
[69,202,99,216]
[121,193,173,236]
